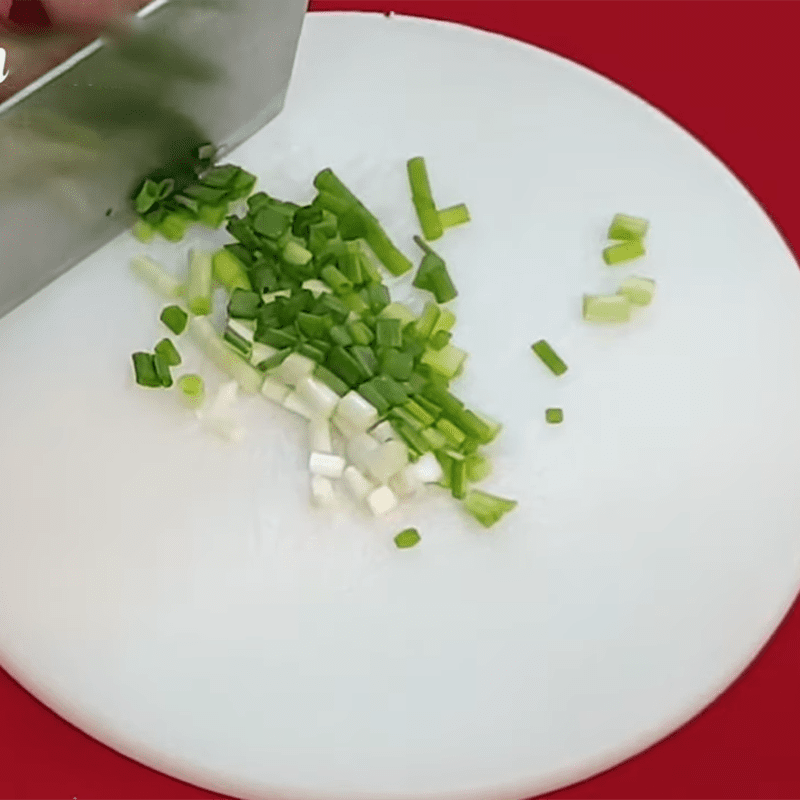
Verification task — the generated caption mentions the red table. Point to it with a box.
[2,2,800,798]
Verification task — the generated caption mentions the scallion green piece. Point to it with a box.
[413,301,441,341]
[154,338,181,367]
[412,237,457,303]
[582,294,632,323]
[197,203,229,229]
[531,339,568,376]
[376,317,403,348]
[313,169,413,276]
[428,329,451,350]
[321,264,352,294]
[608,213,649,241]
[313,364,350,397]
[347,320,375,346]
[132,219,156,243]
[131,255,183,299]
[177,374,205,407]
[545,407,564,424]
[407,157,444,241]
[438,203,471,229]
[153,351,174,388]
[212,249,252,294]
[464,452,491,483]
[160,305,188,335]
[463,490,517,528]
[132,352,161,388]
[188,317,264,394]
[451,456,468,499]
[602,239,645,265]
[394,527,421,549]
[157,212,190,243]
[228,289,261,320]
[420,343,467,379]
[187,249,213,316]
[379,348,414,380]
[617,276,656,306]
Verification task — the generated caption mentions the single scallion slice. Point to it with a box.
[132,352,161,387]
[531,339,568,376]
[583,294,632,323]
[451,455,468,499]
[394,527,421,549]
[608,213,649,241]
[152,351,174,387]
[187,249,213,316]
[160,305,188,335]
[438,203,470,229]
[464,452,491,483]
[413,237,458,303]
[154,338,181,367]
[420,343,467,379]
[617,276,656,306]
[463,490,517,528]
[376,317,403,348]
[228,289,261,320]
[602,239,645,265]
[131,255,183,299]
[545,407,564,424]
[132,219,156,243]
[177,374,205,408]
[212,249,252,293]
[188,317,264,394]
[379,348,414,380]
[407,157,444,241]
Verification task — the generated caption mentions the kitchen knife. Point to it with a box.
[0,0,307,320]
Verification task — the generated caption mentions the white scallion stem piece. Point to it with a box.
[389,468,422,498]
[309,452,346,479]
[262,289,293,304]
[301,279,332,298]
[273,353,316,388]
[343,466,375,502]
[295,376,340,419]
[310,475,336,507]
[346,432,380,472]
[365,440,409,484]
[409,451,444,484]
[336,391,379,432]
[367,485,398,516]
[188,317,264,394]
[261,376,290,405]
[370,420,397,444]
[130,255,183,299]
[310,420,333,453]
[282,391,314,419]
[250,342,278,367]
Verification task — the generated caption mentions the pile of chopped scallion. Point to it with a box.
[129,150,517,540]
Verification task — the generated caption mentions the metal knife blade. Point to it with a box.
[0,0,307,320]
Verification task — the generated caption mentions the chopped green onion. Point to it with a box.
[545,407,564,424]
[438,203,470,229]
[379,348,414,380]
[197,203,229,229]
[404,399,436,428]
[178,374,205,407]
[283,240,313,267]
[157,212,191,243]
[358,382,392,414]
[350,345,378,379]
[367,283,391,313]
[153,351,174,387]
[154,338,181,367]
[451,456,468,499]
[212,249,252,293]
[224,326,252,358]
[435,417,466,448]
[348,320,375,345]
[602,239,645,265]
[160,305,188,335]
[187,249,213,316]
[413,301,441,341]
[313,169,413,276]
[371,375,409,406]
[131,255,183,299]
[531,339,568,376]
[617,276,656,306]
[420,426,448,450]
[314,365,351,397]
[608,213,649,241]
[321,264,352,294]
[420,343,467,379]
[380,302,417,326]
[583,294,632,323]
[133,219,156,243]
[407,157,444,241]
[394,527,421,549]
[464,452,491,483]
[132,352,162,388]
[428,329,452,350]
[413,237,458,303]
[228,289,261,320]
[376,317,403,348]
[252,206,291,239]
[188,317,264,394]
[463,490,517,528]
[134,179,161,214]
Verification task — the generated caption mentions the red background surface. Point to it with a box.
[2,1,800,798]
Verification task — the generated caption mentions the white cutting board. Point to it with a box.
[2,12,800,800]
